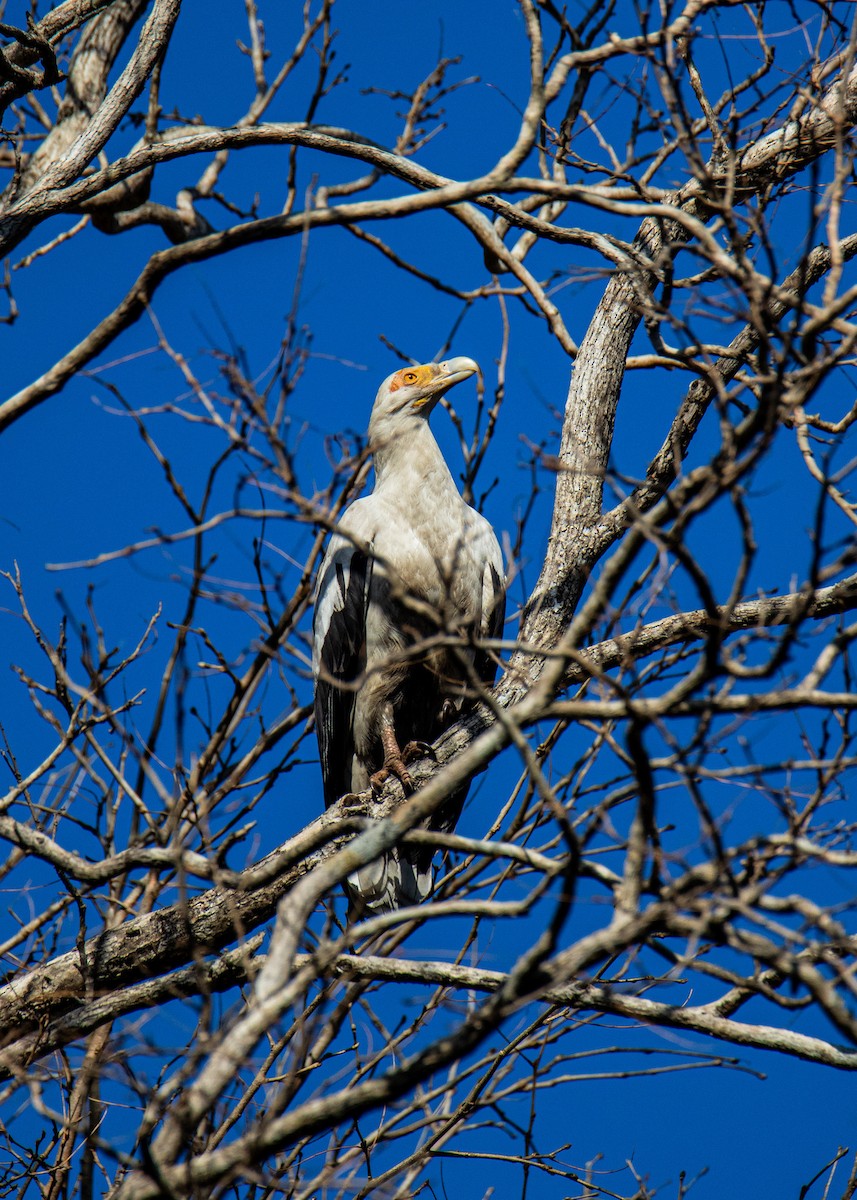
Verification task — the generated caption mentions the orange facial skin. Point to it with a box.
[387,364,438,393]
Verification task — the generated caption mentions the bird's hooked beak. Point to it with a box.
[412,356,480,408]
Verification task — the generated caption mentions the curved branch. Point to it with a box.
[2,573,855,1043]
[301,953,857,1070]
[1,156,579,431]
[520,59,857,663]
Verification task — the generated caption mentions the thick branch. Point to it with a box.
[0,938,264,1080]
[4,0,149,201]
[520,60,857,662]
[2,574,855,1043]
[3,0,179,239]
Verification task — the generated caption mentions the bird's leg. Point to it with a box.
[398,699,457,765]
[371,705,415,794]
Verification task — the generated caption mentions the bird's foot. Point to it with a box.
[401,739,435,765]
[372,709,418,794]
[370,755,415,795]
[369,742,431,793]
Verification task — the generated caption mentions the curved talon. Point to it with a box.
[370,707,418,793]
[369,767,389,794]
[438,698,458,725]
[402,739,435,765]
[370,758,415,793]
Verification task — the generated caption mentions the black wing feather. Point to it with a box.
[314,548,371,806]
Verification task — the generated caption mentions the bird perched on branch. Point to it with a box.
[313,357,506,913]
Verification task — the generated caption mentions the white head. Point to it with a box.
[368,357,479,449]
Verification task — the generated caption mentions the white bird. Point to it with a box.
[312,358,506,913]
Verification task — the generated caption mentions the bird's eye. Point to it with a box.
[404,371,417,383]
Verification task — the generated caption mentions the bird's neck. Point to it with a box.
[372,418,459,497]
